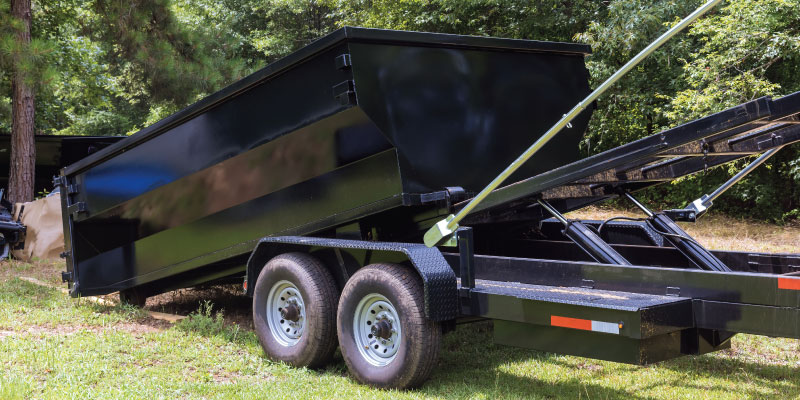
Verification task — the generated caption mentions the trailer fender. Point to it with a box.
[245,236,458,321]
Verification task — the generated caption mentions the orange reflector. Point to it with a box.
[778,277,800,290]
[551,315,592,331]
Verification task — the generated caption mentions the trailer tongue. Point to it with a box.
[57,26,800,389]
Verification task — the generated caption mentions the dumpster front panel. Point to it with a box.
[350,42,593,193]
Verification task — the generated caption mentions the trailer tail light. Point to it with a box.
[778,278,800,290]
[551,315,621,335]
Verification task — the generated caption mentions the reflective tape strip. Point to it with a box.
[778,277,800,290]
[551,315,620,335]
[551,315,591,330]
[591,320,621,335]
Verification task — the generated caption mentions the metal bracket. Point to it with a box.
[666,286,681,297]
[457,227,475,292]
[662,208,697,222]
[335,53,352,70]
[52,175,66,189]
[538,199,632,265]
[332,80,356,105]
[67,202,87,216]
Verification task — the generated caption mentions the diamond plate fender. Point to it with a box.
[245,236,459,321]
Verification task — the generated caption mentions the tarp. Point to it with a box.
[12,193,64,261]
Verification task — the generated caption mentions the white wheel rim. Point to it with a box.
[353,293,401,367]
[266,280,306,347]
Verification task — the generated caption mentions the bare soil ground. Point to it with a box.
[568,206,800,253]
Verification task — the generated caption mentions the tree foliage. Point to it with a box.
[0,0,56,135]
[645,0,800,220]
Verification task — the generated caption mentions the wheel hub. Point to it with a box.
[281,303,300,322]
[370,319,393,339]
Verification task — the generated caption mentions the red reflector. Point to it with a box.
[778,278,800,290]
[551,315,592,331]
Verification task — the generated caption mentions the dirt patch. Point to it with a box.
[576,362,604,372]
[722,339,800,367]
[147,284,254,330]
[566,206,800,253]
[0,320,169,339]
[0,258,64,285]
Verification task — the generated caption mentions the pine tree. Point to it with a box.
[8,0,35,203]
[1,0,54,203]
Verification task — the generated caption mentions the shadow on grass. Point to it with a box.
[653,352,800,397]
[417,322,798,399]
[416,321,645,399]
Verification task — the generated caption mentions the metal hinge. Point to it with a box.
[332,80,356,106]
[61,271,73,282]
[59,250,70,259]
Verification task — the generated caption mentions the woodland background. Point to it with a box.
[1,0,799,219]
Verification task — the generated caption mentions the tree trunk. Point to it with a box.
[9,0,35,204]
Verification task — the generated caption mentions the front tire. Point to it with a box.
[337,263,441,389]
[252,252,339,368]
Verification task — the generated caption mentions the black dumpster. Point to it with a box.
[59,27,593,296]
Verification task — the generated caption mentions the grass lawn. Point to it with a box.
[1,209,799,399]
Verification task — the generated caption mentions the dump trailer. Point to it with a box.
[57,27,800,389]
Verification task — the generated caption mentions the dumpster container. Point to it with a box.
[58,27,593,297]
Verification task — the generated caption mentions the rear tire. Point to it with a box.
[337,263,441,389]
[252,252,339,368]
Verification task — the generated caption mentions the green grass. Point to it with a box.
[1,272,799,399]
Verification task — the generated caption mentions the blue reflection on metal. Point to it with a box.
[84,166,177,199]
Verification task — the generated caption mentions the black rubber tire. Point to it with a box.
[119,287,147,308]
[252,252,339,368]
[337,263,441,389]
